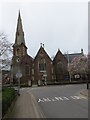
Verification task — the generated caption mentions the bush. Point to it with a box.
[2,87,15,117]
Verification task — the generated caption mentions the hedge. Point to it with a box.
[2,87,15,117]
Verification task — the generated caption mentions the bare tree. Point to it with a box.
[0,32,13,70]
[0,33,13,57]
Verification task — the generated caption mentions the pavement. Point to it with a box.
[80,89,88,97]
[3,85,89,119]
[3,88,45,119]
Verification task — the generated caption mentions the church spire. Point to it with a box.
[15,10,25,45]
[18,10,21,20]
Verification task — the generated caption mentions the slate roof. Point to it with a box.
[64,53,82,63]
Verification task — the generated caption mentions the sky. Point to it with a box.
[0,0,89,58]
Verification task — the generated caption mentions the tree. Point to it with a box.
[0,33,13,70]
[69,55,88,80]
[0,33,12,57]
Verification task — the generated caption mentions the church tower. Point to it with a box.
[11,11,33,86]
[13,10,27,57]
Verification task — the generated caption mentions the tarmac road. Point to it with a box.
[30,84,88,118]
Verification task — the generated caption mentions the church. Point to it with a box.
[11,11,83,86]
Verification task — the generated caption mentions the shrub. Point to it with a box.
[2,87,15,117]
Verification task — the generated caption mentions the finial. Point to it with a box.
[40,43,42,47]
[58,48,60,51]
[18,9,21,20]
[43,44,44,48]
[19,9,20,14]
[81,48,83,54]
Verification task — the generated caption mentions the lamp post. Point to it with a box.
[87,72,89,89]
[67,51,71,82]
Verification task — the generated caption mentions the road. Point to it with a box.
[29,84,88,118]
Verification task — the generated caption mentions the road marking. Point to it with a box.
[63,96,69,100]
[43,98,51,102]
[38,99,44,103]
[55,97,63,101]
[70,96,77,99]
[70,96,87,100]
[52,99,57,101]
[74,96,82,99]
[38,95,87,103]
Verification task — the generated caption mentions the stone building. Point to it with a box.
[53,49,68,82]
[11,11,83,86]
[11,11,33,85]
[33,44,54,85]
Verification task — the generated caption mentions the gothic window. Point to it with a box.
[57,62,63,74]
[38,59,46,72]
[16,48,21,56]
[32,69,34,75]
[25,65,30,76]
[52,68,53,74]
[23,47,25,56]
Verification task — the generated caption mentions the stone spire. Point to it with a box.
[15,10,25,45]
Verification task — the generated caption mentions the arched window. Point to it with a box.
[38,59,46,72]
[23,47,25,56]
[16,48,21,56]
[57,62,63,73]
[25,64,30,76]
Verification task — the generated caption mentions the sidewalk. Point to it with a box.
[80,89,88,97]
[3,89,45,118]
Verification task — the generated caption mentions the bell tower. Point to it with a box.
[11,11,33,85]
[13,10,27,57]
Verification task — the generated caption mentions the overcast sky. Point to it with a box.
[0,0,88,58]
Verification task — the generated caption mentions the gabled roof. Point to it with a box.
[53,49,67,62]
[34,45,52,61]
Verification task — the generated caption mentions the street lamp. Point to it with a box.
[67,51,71,82]
[87,71,89,89]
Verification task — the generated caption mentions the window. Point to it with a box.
[25,65,29,75]
[38,59,46,72]
[57,62,63,73]
[52,68,53,74]
[32,69,34,75]
[16,48,21,56]
[23,47,25,56]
